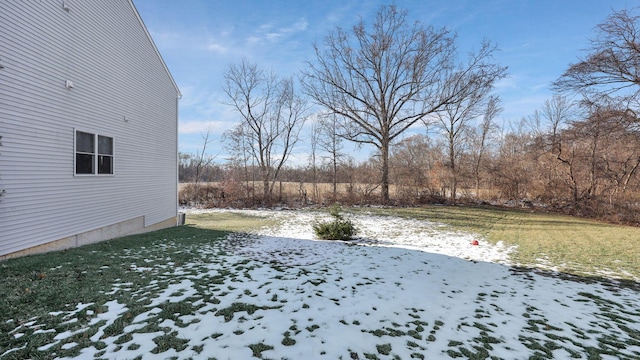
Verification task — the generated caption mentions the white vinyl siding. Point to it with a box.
[0,1,180,256]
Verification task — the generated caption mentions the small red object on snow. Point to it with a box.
[471,240,479,246]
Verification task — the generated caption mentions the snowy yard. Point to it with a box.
[3,209,639,359]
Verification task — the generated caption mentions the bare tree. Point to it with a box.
[317,112,346,201]
[540,95,575,154]
[302,4,506,203]
[521,96,577,205]
[188,128,217,205]
[572,103,639,202]
[390,134,436,201]
[469,95,502,198]
[223,60,308,203]
[431,50,507,201]
[194,128,216,186]
[492,122,535,201]
[599,111,640,199]
[308,118,321,203]
[553,7,640,110]
[224,122,254,202]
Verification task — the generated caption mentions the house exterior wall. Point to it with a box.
[0,0,181,258]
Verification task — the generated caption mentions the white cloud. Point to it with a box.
[178,85,233,118]
[148,29,182,48]
[179,121,214,134]
[246,35,261,45]
[179,120,231,134]
[206,41,228,53]
[290,18,308,32]
[265,33,282,42]
[248,18,309,44]
[495,76,519,90]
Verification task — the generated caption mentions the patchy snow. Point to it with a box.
[3,209,639,359]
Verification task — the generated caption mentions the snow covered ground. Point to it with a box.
[4,209,639,359]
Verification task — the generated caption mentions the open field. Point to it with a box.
[179,182,506,201]
[179,181,409,205]
[1,206,638,359]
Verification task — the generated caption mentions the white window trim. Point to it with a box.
[74,128,115,176]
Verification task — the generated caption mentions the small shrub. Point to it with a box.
[313,205,357,240]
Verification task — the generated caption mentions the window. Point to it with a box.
[97,135,113,174]
[75,130,113,175]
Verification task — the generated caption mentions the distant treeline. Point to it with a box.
[180,102,640,226]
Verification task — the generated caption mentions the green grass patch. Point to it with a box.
[281,331,296,346]
[151,331,189,354]
[376,343,392,355]
[0,226,227,321]
[215,302,282,322]
[0,225,228,359]
[248,342,274,357]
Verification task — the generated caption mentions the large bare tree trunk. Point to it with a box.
[380,140,390,203]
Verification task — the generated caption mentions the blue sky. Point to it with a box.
[133,0,635,162]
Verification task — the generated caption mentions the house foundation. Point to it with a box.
[0,215,181,261]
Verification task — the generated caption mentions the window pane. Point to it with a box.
[76,131,94,153]
[76,153,95,174]
[98,155,113,174]
[98,135,113,155]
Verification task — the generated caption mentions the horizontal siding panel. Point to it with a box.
[0,0,179,256]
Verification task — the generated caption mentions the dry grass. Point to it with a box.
[186,211,277,233]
